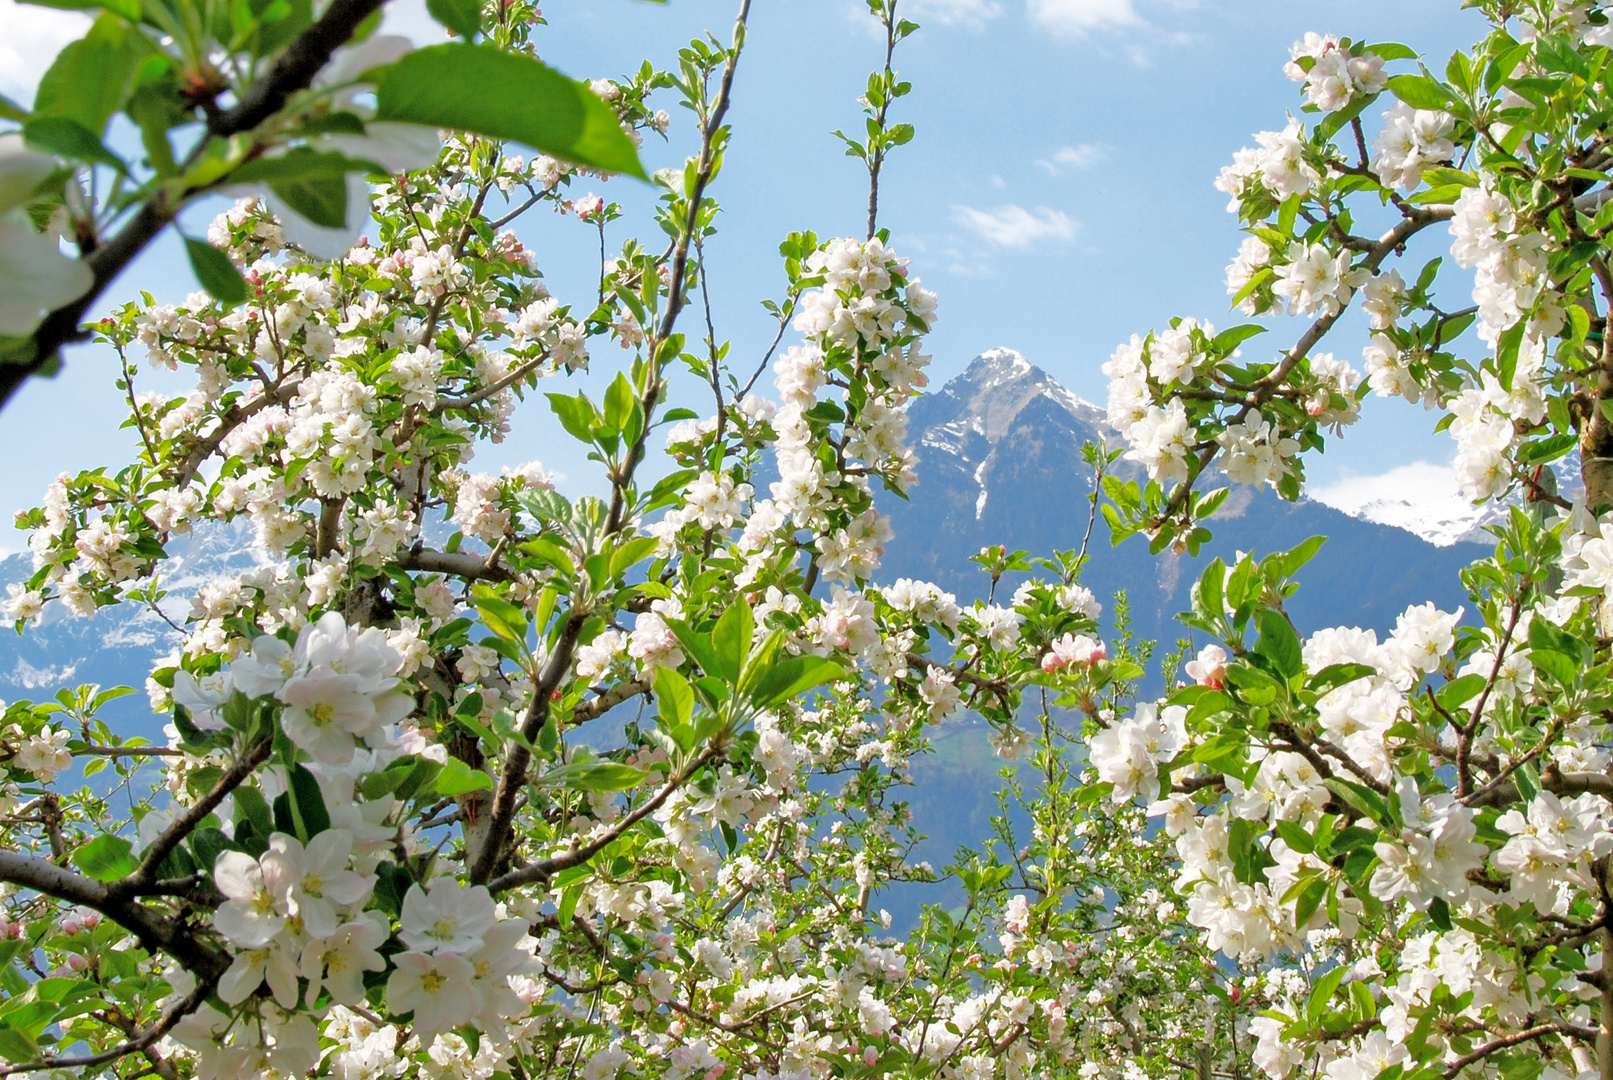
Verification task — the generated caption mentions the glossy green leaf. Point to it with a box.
[426,0,482,38]
[71,834,137,881]
[373,45,646,178]
[567,762,644,792]
[710,600,752,685]
[32,13,143,137]
[435,758,494,795]
[22,116,124,171]
[1254,609,1303,679]
[1386,73,1448,110]
[655,666,694,728]
[269,174,349,229]
[184,237,248,306]
[751,655,843,707]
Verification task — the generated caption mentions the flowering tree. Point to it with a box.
[1094,3,1613,1079]
[0,0,644,410]
[0,1,1257,1078]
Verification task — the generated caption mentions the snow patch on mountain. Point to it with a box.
[936,348,1500,550]
[1308,463,1500,547]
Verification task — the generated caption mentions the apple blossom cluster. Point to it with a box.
[1283,34,1386,115]
[768,237,936,582]
[1102,318,1358,497]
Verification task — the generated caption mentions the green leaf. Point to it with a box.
[1517,431,1577,464]
[663,619,721,681]
[183,237,248,306]
[710,600,752,685]
[1196,559,1226,620]
[0,1022,40,1064]
[32,13,142,136]
[1436,673,1488,709]
[71,835,136,881]
[229,148,372,183]
[751,655,844,707]
[435,758,493,796]
[1323,777,1394,828]
[472,587,528,645]
[556,884,581,927]
[1210,324,1267,355]
[1310,663,1376,695]
[567,762,644,792]
[287,763,330,838]
[232,785,275,840]
[269,174,349,229]
[1307,965,1349,1022]
[1292,877,1327,929]
[603,372,636,434]
[1536,33,1589,79]
[521,536,575,577]
[373,861,413,917]
[425,0,482,38]
[1514,762,1540,802]
[546,392,602,442]
[22,116,125,171]
[655,666,694,728]
[20,0,140,17]
[1254,609,1303,679]
[1386,73,1449,110]
[1366,42,1418,62]
[1279,535,1327,577]
[373,44,647,178]
[1225,556,1260,612]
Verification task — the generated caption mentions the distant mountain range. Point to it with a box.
[0,349,1501,917]
[0,348,1491,707]
[875,348,1487,648]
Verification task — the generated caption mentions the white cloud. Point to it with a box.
[0,0,91,105]
[1310,461,1493,547]
[1027,0,1139,35]
[953,204,1079,248]
[1036,143,1106,174]
[907,0,1003,26]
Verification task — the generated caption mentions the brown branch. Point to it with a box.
[0,851,229,978]
[435,351,552,412]
[487,746,720,893]
[0,974,215,1078]
[393,547,515,583]
[574,678,651,723]
[120,735,273,891]
[1466,764,1613,809]
[1441,1023,1574,1078]
[72,746,185,758]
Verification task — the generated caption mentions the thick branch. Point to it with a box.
[0,851,228,978]
[1465,766,1613,809]
[393,547,515,582]
[0,975,215,1078]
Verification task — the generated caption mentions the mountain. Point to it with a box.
[873,348,1489,646]
[0,523,266,738]
[0,349,1491,706]
[0,350,1500,923]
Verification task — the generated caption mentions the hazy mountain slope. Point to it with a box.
[876,349,1487,645]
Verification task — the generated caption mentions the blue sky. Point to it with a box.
[0,0,1492,546]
